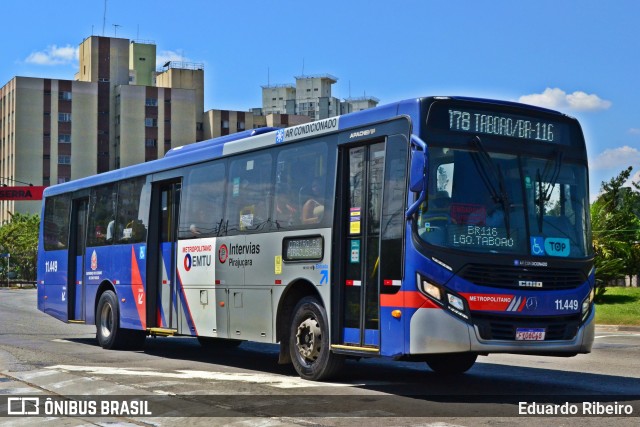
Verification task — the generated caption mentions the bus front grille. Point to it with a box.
[460,264,586,290]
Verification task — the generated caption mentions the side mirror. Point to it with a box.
[406,135,429,218]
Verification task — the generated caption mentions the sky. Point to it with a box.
[1,0,639,201]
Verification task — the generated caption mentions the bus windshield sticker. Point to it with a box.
[350,240,360,263]
[544,237,570,257]
[530,237,545,256]
[274,255,282,274]
[233,177,240,196]
[350,207,361,221]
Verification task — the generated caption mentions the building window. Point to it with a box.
[145,138,157,147]
[58,134,71,143]
[58,113,71,122]
[58,155,71,164]
[145,98,158,107]
[196,122,203,131]
[237,121,245,131]
[222,120,229,129]
[145,118,157,127]
[57,177,69,184]
[59,91,72,101]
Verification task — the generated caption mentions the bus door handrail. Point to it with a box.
[405,134,428,219]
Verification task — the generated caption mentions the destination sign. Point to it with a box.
[283,236,323,261]
[448,109,557,142]
[426,102,574,145]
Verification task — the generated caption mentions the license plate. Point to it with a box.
[515,328,546,341]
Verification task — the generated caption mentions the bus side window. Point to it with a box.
[226,153,272,233]
[116,177,147,243]
[179,162,226,238]
[43,195,71,250]
[274,142,329,229]
[87,183,118,246]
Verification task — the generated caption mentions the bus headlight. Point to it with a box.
[418,274,469,321]
[582,287,595,320]
[419,275,442,301]
[448,294,465,311]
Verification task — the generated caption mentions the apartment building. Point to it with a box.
[0,35,202,222]
[260,74,379,120]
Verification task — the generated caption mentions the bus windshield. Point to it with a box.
[417,145,592,258]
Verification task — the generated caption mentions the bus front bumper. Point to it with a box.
[409,306,595,355]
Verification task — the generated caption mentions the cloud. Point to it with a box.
[590,146,640,171]
[156,50,192,67]
[518,88,611,112]
[628,128,640,135]
[25,45,78,66]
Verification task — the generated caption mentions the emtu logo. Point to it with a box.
[91,250,98,271]
[184,254,192,271]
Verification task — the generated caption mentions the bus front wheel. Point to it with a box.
[425,353,477,375]
[289,296,343,381]
[96,290,145,350]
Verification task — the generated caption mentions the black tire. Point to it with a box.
[96,290,146,350]
[198,337,242,349]
[289,296,343,381]
[425,353,477,375]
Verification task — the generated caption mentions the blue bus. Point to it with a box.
[37,96,595,380]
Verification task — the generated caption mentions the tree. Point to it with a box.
[591,166,640,299]
[0,213,40,281]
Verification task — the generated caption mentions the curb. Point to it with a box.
[595,324,640,332]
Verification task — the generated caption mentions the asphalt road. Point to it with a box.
[1,288,639,426]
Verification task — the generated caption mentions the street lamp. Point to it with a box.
[0,177,33,186]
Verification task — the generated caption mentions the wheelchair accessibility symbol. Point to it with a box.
[530,237,545,256]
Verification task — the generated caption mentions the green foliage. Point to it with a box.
[0,213,40,281]
[594,287,640,326]
[591,166,640,301]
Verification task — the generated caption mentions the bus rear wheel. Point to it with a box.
[96,290,145,350]
[289,296,343,381]
[425,353,477,375]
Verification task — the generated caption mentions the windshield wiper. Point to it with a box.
[535,150,563,231]
[469,136,511,237]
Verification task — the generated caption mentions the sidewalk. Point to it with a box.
[596,324,640,332]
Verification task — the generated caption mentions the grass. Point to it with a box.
[595,287,640,326]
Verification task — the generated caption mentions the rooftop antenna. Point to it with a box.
[113,24,121,37]
[301,58,305,76]
[102,0,107,36]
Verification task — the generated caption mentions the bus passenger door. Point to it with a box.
[68,197,88,322]
[339,142,386,349]
[153,181,181,330]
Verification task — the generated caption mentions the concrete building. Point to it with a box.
[202,109,310,139]
[260,74,378,120]
[0,35,204,222]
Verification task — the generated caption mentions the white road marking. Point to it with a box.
[595,333,640,339]
[46,365,366,388]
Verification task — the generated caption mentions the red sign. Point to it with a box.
[0,186,46,200]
